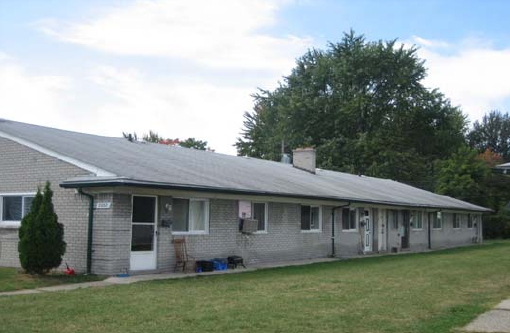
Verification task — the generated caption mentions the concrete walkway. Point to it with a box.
[464,299,510,333]
[0,257,337,297]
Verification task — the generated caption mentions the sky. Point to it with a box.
[1,0,510,155]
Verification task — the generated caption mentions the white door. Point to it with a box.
[378,209,387,251]
[130,195,157,271]
[363,209,373,252]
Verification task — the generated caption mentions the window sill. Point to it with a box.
[301,230,322,233]
[253,231,268,234]
[411,228,424,231]
[172,231,208,236]
[341,229,357,233]
[432,228,442,230]
[0,221,21,229]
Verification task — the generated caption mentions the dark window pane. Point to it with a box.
[301,205,310,230]
[2,196,22,221]
[132,196,155,222]
[131,224,154,251]
[253,203,265,230]
[350,210,357,230]
[342,208,350,230]
[173,199,189,232]
[23,196,34,216]
[310,207,319,229]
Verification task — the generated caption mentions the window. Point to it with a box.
[411,211,423,229]
[342,208,357,231]
[1,194,35,225]
[301,205,321,231]
[388,210,398,229]
[252,202,268,232]
[453,213,461,229]
[467,214,473,229]
[431,212,442,229]
[173,198,209,234]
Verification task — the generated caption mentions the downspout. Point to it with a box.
[427,212,431,250]
[78,188,94,274]
[331,203,350,257]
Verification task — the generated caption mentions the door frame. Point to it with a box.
[130,194,158,271]
[363,208,373,252]
[378,208,387,252]
[401,210,410,249]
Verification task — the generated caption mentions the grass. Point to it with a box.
[0,268,104,292]
[0,241,509,333]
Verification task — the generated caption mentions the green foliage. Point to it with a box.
[468,110,510,160]
[483,212,510,239]
[142,130,163,143]
[122,132,138,142]
[434,146,489,206]
[178,137,209,150]
[236,31,466,188]
[18,182,66,275]
[124,130,210,150]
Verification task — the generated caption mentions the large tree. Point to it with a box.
[434,146,490,206]
[236,31,466,189]
[468,110,510,161]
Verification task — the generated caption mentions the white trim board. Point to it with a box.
[0,130,116,177]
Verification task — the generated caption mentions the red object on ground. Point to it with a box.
[64,263,75,275]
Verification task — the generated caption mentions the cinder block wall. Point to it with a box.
[430,213,478,249]
[162,199,335,271]
[0,137,91,272]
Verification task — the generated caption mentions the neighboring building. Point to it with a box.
[0,119,489,275]
[493,162,510,174]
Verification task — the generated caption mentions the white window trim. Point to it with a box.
[342,208,358,232]
[251,201,268,234]
[172,198,210,235]
[301,205,322,233]
[411,211,424,231]
[432,212,443,230]
[453,213,462,230]
[0,192,36,228]
[467,214,475,229]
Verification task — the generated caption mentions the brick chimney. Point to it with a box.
[292,148,316,174]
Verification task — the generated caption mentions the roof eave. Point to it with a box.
[60,178,492,213]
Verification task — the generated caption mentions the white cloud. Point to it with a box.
[83,65,253,154]
[0,54,74,127]
[410,36,510,123]
[35,0,311,71]
[1,0,313,155]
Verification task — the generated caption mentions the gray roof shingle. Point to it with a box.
[0,119,490,212]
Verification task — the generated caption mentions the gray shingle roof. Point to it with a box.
[0,119,490,212]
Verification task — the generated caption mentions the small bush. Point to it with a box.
[483,213,510,239]
[18,182,66,274]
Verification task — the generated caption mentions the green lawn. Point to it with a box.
[0,268,104,292]
[1,242,509,333]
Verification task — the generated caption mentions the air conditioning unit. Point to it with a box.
[241,219,259,234]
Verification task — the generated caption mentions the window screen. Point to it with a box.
[132,196,156,223]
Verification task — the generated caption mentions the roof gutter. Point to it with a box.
[78,188,94,275]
